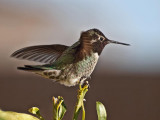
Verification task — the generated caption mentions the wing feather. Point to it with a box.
[11,44,69,64]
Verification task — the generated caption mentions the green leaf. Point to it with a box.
[58,101,67,120]
[28,107,45,120]
[28,107,39,115]
[96,101,107,120]
[0,109,39,120]
[52,96,67,120]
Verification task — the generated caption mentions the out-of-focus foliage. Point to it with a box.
[0,84,107,120]
[0,109,39,120]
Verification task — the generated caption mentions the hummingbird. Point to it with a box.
[11,28,130,87]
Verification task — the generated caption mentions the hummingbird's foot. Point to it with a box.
[79,76,90,89]
[81,81,90,89]
[79,76,87,86]
[85,81,90,88]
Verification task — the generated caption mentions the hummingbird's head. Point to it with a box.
[80,28,130,55]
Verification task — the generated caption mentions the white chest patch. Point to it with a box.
[94,52,99,60]
[88,52,99,75]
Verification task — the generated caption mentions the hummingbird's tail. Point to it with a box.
[17,65,43,71]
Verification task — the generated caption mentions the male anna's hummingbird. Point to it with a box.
[11,28,130,87]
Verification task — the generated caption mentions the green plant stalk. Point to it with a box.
[72,83,88,120]
[82,102,85,120]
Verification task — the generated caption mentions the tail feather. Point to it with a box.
[17,65,43,71]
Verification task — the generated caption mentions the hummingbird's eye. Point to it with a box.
[99,37,104,41]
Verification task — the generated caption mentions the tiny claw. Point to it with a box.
[85,81,90,88]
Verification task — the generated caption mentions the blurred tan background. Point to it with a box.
[0,0,160,120]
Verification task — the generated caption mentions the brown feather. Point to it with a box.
[75,31,93,62]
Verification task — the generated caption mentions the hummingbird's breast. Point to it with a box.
[57,52,99,86]
[75,52,99,77]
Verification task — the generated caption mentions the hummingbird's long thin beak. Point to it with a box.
[107,40,130,46]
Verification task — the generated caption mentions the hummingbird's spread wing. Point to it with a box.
[11,44,69,64]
